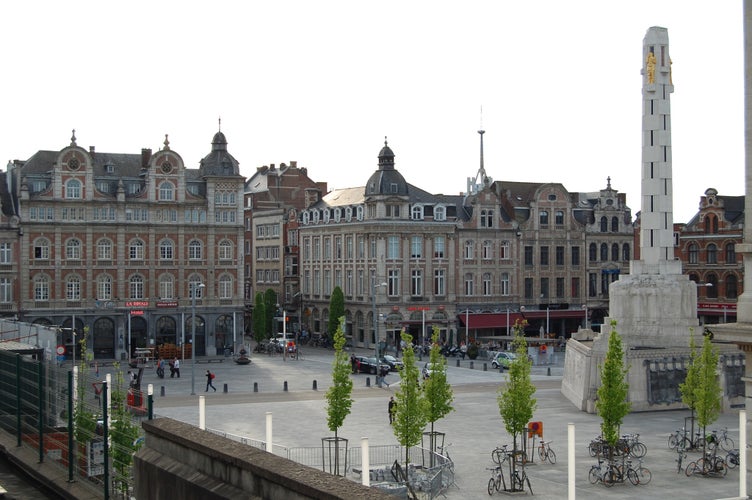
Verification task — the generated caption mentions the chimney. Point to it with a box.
[290,161,297,168]
[141,148,152,168]
[89,146,95,154]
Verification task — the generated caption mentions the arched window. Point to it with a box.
[219,274,233,299]
[130,275,144,299]
[707,243,718,264]
[482,240,493,260]
[159,239,174,261]
[33,238,50,260]
[611,217,619,232]
[611,243,619,261]
[434,205,446,221]
[688,243,699,264]
[589,243,597,262]
[464,273,474,296]
[158,181,175,201]
[555,211,564,225]
[600,243,608,261]
[97,275,112,300]
[188,275,205,299]
[622,243,630,261]
[97,238,113,261]
[66,275,81,301]
[65,179,82,199]
[726,243,736,264]
[600,216,608,233]
[34,275,50,301]
[188,239,203,260]
[539,211,549,225]
[159,274,174,300]
[218,240,233,260]
[66,238,82,260]
[464,240,474,260]
[500,273,510,296]
[411,205,423,220]
[482,273,492,295]
[129,239,144,261]
[706,274,718,298]
[726,274,739,299]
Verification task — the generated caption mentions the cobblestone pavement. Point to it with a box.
[132,346,747,500]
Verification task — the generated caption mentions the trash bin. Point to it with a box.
[224,348,231,357]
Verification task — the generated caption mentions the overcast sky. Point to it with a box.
[1,1,744,223]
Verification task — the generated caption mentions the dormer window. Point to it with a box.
[390,183,398,193]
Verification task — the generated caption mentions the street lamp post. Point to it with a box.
[190,282,205,396]
[372,282,387,387]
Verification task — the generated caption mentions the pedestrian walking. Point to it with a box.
[206,370,216,392]
[172,357,180,378]
[388,396,396,424]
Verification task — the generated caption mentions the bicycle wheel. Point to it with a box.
[668,434,679,449]
[686,460,700,477]
[627,468,640,485]
[720,437,734,452]
[603,469,616,487]
[588,441,598,457]
[714,458,728,477]
[638,467,652,485]
[726,452,739,469]
[538,446,546,462]
[631,442,647,458]
[588,466,599,484]
[547,448,557,464]
[488,477,496,495]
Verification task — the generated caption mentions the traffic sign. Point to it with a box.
[56,345,66,356]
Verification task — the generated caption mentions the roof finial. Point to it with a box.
[70,129,77,146]
[163,134,170,150]
[607,176,611,189]
[218,116,222,132]
[384,135,388,147]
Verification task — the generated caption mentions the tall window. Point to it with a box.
[555,246,564,266]
[159,275,174,299]
[158,181,175,201]
[556,277,565,298]
[66,239,82,260]
[387,236,400,259]
[500,241,510,260]
[411,236,423,259]
[622,243,630,261]
[611,217,619,232]
[726,243,736,264]
[524,246,533,266]
[540,246,549,266]
[600,243,608,261]
[571,277,580,298]
[706,273,718,298]
[464,273,474,296]
[0,278,11,303]
[434,236,445,259]
[707,244,718,264]
[130,275,144,299]
[588,273,597,297]
[482,240,493,260]
[411,269,422,296]
[612,243,619,261]
[219,275,233,299]
[34,275,49,301]
[555,211,564,225]
[97,275,112,300]
[189,240,203,260]
[464,241,474,260]
[571,246,580,266]
[434,269,445,296]
[539,211,549,225]
[130,239,144,261]
[688,243,699,264]
[482,273,492,296]
[600,217,608,232]
[0,243,11,264]
[500,273,510,296]
[160,239,174,261]
[434,205,446,221]
[218,240,233,260]
[726,275,738,299]
[388,269,400,296]
[97,239,113,261]
[66,276,81,301]
[524,278,533,299]
[589,243,597,262]
[540,277,549,299]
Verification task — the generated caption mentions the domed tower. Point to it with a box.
[365,138,408,197]
[199,129,240,177]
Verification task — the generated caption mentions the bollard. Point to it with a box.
[223,383,228,393]
[483,363,487,372]
[283,381,288,392]
[547,367,551,376]
[366,377,371,388]
[470,361,474,370]
[456,359,460,367]
[160,386,165,397]
[312,380,318,390]
[253,382,259,393]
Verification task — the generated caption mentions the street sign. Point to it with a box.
[56,345,66,356]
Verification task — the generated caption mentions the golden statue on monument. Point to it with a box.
[646,51,656,84]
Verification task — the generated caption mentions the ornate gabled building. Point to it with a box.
[298,136,634,349]
[676,188,744,324]
[5,129,245,359]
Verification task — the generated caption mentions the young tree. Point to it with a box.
[497,320,537,465]
[328,286,345,339]
[263,288,277,338]
[392,330,427,471]
[422,327,454,453]
[110,363,143,495]
[596,321,631,457]
[252,292,266,346]
[694,332,722,454]
[324,317,353,475]
[679,328,699,445]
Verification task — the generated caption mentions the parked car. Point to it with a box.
[491,351,517,369]
[379,355,404,372]
[422,361,445,379]
[355,356,390,375]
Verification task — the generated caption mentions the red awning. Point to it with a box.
[457,310,585,329]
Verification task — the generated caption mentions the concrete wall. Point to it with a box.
[134,418,393,500]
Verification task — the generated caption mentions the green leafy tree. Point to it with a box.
[694,333,722,454]
[264,289,277,338]
[324,317,353,475]
[253,293,266,345]
[422,327,454,449]
[109,363,143,494]
[328,286,345,338]
[679,328,700,443]
[392,330,427,470]
[596,321,631,454]
[497,320,536,463]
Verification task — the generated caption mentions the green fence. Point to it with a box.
[0,350,146,499]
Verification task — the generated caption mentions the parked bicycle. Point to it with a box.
[509,461,533,494]
[491,445,510,466]
[627,458,652,485]
[726,448,740,469]
[686,450,728,477]
[588,459,621,487]
[668,427,703,451]
[487,466,506,495]
[707,427,734,452]
[622,433,647,458]
[537,440,556,464]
